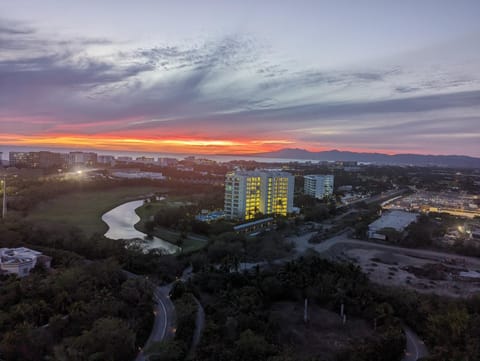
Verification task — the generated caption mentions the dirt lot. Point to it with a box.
[329,245,480,297]
[270,302,373,360]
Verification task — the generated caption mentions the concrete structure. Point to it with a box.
[68,151,97,167]
[9,151,65,168]
[0,247,51,277]
[135,156,155,164]
[304,174,334,199]
[224,170,294,220]
[233,217,274,234]
[157,157,178,167]
[385,191,480,219]
[97,155,115,165]
[9,152,35,168]
[368,210,419,239]
[111,170,165,180]
[117,156,133,162]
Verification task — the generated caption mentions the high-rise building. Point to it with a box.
[36,151,66,168]
[9,152,36,168]
[304,174,334,199]
[224,170,294,220]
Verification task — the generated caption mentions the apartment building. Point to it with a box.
[304,174,334,199]
[224,170,294,220]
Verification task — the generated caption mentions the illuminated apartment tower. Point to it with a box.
[224,171,294,220]
[304,174,334,199]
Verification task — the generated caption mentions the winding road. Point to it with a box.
[403,326,429,361]
[106,197,438,361]
[135,283,176,361]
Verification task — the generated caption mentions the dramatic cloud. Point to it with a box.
[1,4,480,156]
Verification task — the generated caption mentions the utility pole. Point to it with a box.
[2,176,6,219]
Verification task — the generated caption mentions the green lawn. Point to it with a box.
[27,186,161,236]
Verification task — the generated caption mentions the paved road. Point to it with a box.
[135,283,176,361]
[187,295,205,360]
[403,326,429,361]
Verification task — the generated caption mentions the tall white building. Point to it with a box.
[224,170,294,220]
[304,174,334,199]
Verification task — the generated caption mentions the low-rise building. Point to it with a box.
[233,217,275,235]
[135,156,155,165]
[111,170,165,180]
[368,210,419,240]
[0,247,51,277]
[157,157,178,167]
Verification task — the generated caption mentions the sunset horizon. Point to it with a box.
[2,1,480,158]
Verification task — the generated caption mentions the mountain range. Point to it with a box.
[249,148,480,168]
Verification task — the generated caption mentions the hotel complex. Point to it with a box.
[224,170,294,220]
[304,174,334,199]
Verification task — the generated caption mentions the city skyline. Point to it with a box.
[1,1,480,156]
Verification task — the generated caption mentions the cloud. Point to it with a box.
[0,18,479,156]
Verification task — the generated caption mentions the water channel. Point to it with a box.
[102,200,179,254]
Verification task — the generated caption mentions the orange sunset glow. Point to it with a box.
[0,133,297,154]
[1,1,480,158]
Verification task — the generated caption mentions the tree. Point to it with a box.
[146,340,186,361]
[234,329,275,361]
[54,317,136,361]
[427,305,469,352]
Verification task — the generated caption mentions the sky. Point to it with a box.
[1,0,480,156]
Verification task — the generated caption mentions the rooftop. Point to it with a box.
[0,247,43,266]
[369,210,419,232]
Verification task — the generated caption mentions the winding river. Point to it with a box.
[102,200,179,254]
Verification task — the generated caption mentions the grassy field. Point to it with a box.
[27,186,161,236]
[135,200,208,254]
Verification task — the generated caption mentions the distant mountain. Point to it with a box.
[249,148,480,168]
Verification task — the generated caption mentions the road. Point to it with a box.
[133,282,176,361]
[187,295,205,360]
[403,326,429,361]
[179,266,206,359]
[245,230,471,361]
[336,188,409,210]
[290,231,480,268]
